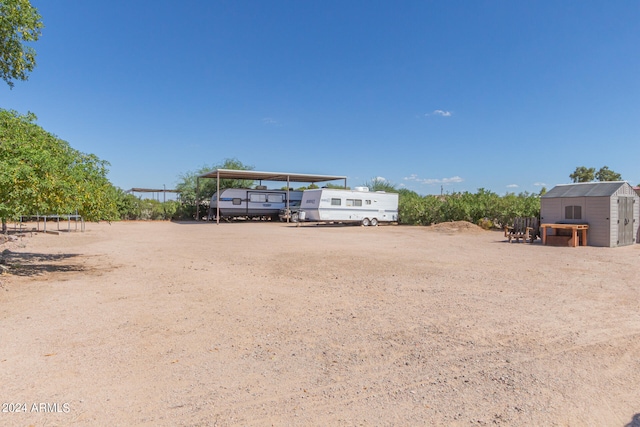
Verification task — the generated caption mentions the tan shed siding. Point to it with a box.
[540,198,562,224]
[635,195,640,244]
[612,184,640,246]
[560,197,586,223]
[609,196,619,247]
[541,182,639,247]
[614,183,635,197]
[584,196,612,247]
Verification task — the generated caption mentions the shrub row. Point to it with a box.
[114,188,541,226]
[398,188,541,228]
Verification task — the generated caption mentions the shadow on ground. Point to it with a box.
[626,414,640,427]
[0,251,83,277]
[171,219,284,225]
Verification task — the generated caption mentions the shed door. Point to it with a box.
[617,197,634,246]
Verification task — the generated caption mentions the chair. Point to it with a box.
[504,217,539,243]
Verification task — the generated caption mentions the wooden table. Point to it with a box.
[541,223,589,247]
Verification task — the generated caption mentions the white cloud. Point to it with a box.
[442,176,463,183]
[429,109,452,117]
[507,184,519,188]
[404,174,463,185]
[262,117,279,125]
[373,176,386,182]
[533,182,546,187]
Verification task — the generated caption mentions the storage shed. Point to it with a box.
[540,181,639,247]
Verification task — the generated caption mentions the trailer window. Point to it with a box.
[565,205,582,220]
[232,198,242,205]
[331,198,341,206]
[250,194,266,203]
[346,199,362,207]
[267,194,284,203]
[365,200,372,205]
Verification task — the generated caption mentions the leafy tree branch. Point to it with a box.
[0,0,43,89]
[1,109,118,231]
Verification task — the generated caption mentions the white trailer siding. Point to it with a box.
[209,189,303,219]
[300,188,398,225]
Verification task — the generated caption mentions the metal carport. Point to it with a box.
[127,187,178,203]
[196,169,348,223]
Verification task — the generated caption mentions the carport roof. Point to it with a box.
[198,168,347,183]
[127,188,178,193]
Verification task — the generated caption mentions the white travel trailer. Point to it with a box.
[208,188,303,220]
[299,187,398,226]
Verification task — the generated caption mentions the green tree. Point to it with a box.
[292,183,319,191]
[0,109,118,231]
[569,166,595,183]
[397,189,427,225]
[324,182,350,189]
[395,187,540,227]
[175,158,254,205]
[112,188,180,220]
[363,177,398,193]
[0,0,43,89]
[113,188,139,220]
[595,166,622,182]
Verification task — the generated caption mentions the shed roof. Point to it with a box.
[541,181,628,198]
[198,168,347,183]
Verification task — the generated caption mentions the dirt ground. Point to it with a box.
[1,220,639,426]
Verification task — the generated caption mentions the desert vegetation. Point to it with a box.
[1,110,119,230]
[397,188,541,228]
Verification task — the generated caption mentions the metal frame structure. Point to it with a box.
[196,169,348,224]
[127,187,178,203]
[19,213,85,233]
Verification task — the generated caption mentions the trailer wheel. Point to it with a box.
[362,218,371,226]
[370,218,378,226]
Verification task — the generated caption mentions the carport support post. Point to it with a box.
[286,175,290,223]
[195,177,200,221]
[216,170,220,225]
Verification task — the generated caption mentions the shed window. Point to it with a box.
[331,198,341,206]
[565,205,582,220]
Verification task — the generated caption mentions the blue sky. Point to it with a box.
[2,1,639,195]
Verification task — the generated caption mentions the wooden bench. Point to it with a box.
[504,217,540,243]
[541,223,588,247]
